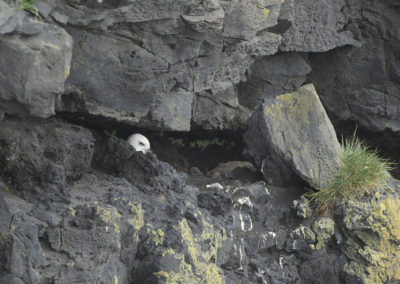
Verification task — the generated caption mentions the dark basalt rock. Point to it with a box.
[0,115,398,283]
[309,1,400,133]
[0,117,94,195]
[93,135,187,194]
[198,189,232,216]
[0,2,72,118]
[0,0,400,283]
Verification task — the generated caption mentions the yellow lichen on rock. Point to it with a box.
[154,209,227,284]
[262,8,270,20]
[152,228,165,246]
[154,270,170,282]
[343,193,400,283]
[367,196,400,282]
[146,226,165,246]
[68,207,76,217]
[96,205,122,236]
[178,217,226,284]
[65,65,71,79]
[159,248,200,283]
[264,86,317,124]
[313,217,335,251]
[127,202,144,242]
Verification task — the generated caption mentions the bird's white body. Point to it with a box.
[127,133,151,154]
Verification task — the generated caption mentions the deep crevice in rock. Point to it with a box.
[57,111,246,173]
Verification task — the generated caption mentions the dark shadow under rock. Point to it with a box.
[92,135,187,195]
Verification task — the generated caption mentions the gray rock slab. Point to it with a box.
[279,0,360,52]
[310,0,400,133]
[222,0,281,40]
[62,28,168,123]
[51,0,282,131]
[150,90,194,131]
[239,53,312,110]
[245,84,341,188]
[192,84,251,130]
[0,1,22,34]
[0,16,72,118]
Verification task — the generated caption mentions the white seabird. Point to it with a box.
[127,133,151,154]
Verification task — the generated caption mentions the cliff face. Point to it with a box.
[0,0,400,283]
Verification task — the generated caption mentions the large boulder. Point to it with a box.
[244,84,341,188]
[0,3,72,118]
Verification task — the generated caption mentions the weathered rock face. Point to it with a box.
[93,136,187,195]
[238,53,312,110]
[336,184,400,283]
[1,116,400,283]
[1,0,400,283]
[0,2,72,118]
[52,0,282,131]
[309,0,400,133]
[192,85,251,130]
[0,118,227,283]
[279,0,360,52]
[244,84,341,188]
[0,117,94,196]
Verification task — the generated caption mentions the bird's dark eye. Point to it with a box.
[139,142,145,146]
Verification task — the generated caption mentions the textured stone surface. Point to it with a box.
[279,0,360,52]
[0,117,94,194]
[0,0,400,283]
[309,0,400,133]
[239,53,312,110]
[0,1,20,35]
[313,217,335,251]
[151,90,194,131]
[192,85,251,130]
[209,160,259,181]
[245,84,341,188]
[336,187,400,283]
[286,225,316,252]
[0,5,72,118]
[222,0,281,40]
[2,115,398,283]
[50,0,282,131]
[293,196,312,219]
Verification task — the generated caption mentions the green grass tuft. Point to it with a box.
[1,185,10,192]
[305,133,394,215]
[17,0,42,20]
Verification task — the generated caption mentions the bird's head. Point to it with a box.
[127,133,151,154]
